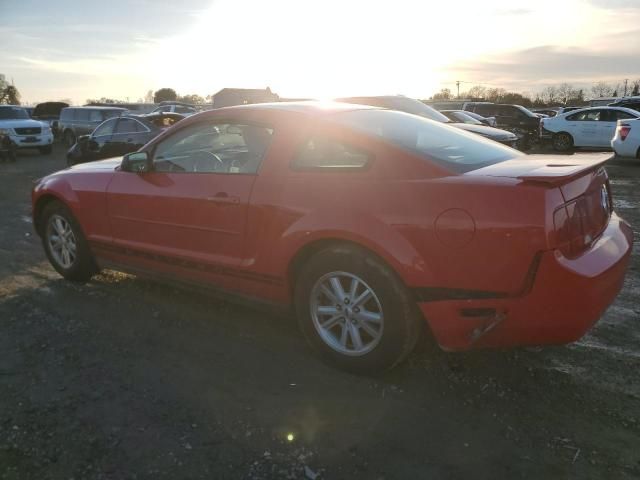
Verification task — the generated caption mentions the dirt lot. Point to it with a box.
[0,145,639,480]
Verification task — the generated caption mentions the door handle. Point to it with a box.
[207,192,240,205]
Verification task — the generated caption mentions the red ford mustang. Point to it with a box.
[32,102,633,372]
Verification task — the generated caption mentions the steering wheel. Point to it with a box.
[192,151,224,173]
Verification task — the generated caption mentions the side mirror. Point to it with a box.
[121,151,152,173]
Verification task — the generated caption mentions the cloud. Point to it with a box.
[496,8,533,15]
[448,42,640,90]
[587,0,640,8]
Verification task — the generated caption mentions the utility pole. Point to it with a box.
[624,79,629,97]
[456,81,460,98]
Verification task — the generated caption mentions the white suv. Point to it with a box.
[0,105,54,154]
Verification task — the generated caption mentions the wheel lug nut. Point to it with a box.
[344,298,350,304]
[353,307,360,313]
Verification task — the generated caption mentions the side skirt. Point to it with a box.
[96,258,293,317]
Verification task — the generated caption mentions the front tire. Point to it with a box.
[64,130,76,148]
[41,201,98,281]
[294,245,421,373]
[553,132,574,152]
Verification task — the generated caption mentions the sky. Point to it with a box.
[2,0,640,105]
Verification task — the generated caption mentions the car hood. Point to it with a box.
[69,157,123,171]
[0,119,47,129]
[452,123,517,139]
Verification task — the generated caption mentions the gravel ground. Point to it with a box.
[0,144,639,480]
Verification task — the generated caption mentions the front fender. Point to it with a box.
[32,175,81,231]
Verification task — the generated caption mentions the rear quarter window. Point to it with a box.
[331,109,520,173]
[292,136,370,170]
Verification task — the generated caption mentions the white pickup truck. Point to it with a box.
[0,105,54,155]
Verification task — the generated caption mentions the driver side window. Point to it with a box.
[152,121,274,174]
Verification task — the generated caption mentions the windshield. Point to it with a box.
[0,106,30,120]
[385,97,451,123]
[451,111,483,125]
[331,109,520,173]
[515,105,538,118]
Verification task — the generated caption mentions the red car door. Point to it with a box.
[104,120,274,290]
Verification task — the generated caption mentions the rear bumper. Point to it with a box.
[611,139,638,158]
[419,213,633,351]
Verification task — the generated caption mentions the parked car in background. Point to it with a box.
[59,106,127,147]
[609,96,640,113]
[424,100,466,110]
[0,128,17,161]
[336,96,519,148]
[32,102,633,372]
[532,108,559,117]
[540,106,640,152]
[590,97,621,107]
[0,105,54,154]
[67,113,184,165]
[463,103,541,149]
[557,106,582,115]
[611,118,640,159]
[152,102,198,115]
[85,102,157,114]
[461,110,497,127]
[32,101,69,139]
[441,110,496,127]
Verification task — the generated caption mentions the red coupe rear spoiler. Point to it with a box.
[514,155,609,186]
[467,154,611,186]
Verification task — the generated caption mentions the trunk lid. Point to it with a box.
[465,153,610,187]
[467,153,613,258]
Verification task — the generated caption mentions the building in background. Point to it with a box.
[212,87,279,108]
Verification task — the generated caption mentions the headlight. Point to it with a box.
[41,123,52,134]
[0,128,13,135]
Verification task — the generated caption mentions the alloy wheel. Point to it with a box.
[310,271,384,356]
[46,214,77,269]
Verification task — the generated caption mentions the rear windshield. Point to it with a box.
[331,109,521,173]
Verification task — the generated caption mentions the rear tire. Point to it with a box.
[294,245,421,374]
[553,132,574,152]
[41,201,98,281]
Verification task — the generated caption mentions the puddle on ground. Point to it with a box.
[613,199,636,209]
[573,339,640,360]
[609,179,634,186]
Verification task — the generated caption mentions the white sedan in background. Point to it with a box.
[540,106,640,152]
[612,118,640,158]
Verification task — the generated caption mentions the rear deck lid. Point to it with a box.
[465,153,610,188]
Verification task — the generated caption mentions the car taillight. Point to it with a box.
[553,183,611,258]
[617,123,631,141]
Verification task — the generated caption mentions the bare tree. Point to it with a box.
[540,86,559,104]
[0,85,21,105]
[466,85,487,99]
[591,81,614,98]
[432,88,452,100]
[557,83,578,105]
